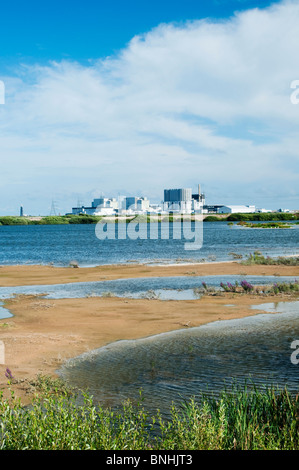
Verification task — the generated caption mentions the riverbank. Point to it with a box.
[0,260,298,404]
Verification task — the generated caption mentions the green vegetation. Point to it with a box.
[237,221,292,229]
[218,279,299,296]
[204,212,299,222]
[0,216,32,226]
[0,376,298,450]
[0,212,298,225]
[241,252,299,266]
[0,214,103,226]
[198,278,299,296]
[203,215,223,221]
[227,212,299,221]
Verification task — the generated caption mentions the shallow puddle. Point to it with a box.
[0,301,12,320]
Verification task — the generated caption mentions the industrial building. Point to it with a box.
[71,197,119,216]
[71,196,151,216]
[163,184,205,213]
[164,188,192,203]
[71,184,206,216]
[124,197,150,213]
[218,205,256,214]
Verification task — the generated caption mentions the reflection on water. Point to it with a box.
[58,301,299,418]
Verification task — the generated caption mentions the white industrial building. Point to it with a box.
[163,184,205,214]
[72,196,152,216]
[72,197,119,216]
[71,184,205,216]
[218,205,256,214]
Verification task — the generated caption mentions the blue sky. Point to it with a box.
[0,0,298,214]
[0,0,281,64]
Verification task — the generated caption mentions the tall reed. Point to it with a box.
[0,380,298,450]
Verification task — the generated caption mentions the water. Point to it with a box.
[58,301,299,417]
[0,275,297,301]
[0,222,298,417]
[0,221,298,266]
[0,301,12,319]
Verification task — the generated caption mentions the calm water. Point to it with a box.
[0,301,12,319]
[58,301,299,417]
[0,221,298,266]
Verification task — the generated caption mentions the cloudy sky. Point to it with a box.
[0,0,298,215]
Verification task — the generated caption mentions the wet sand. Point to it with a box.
[0,261,298,403]
[0,261,298,286]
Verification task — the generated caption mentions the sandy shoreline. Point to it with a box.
[0,261,298,404]
[0,260,299,286]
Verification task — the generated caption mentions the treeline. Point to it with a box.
[0,212,298,226]
[204,212,299,222]
[0,214,103,226]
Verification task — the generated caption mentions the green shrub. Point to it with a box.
[0,378,298,450]
[242,252,299,266]
[204,216,225,222]
[38,216,69,225]
[67,215,102,224]
[0,217,30,225]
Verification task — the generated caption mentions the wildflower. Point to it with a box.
[5,368,13,379]
[220,282,230,292]
[240,280,254,292]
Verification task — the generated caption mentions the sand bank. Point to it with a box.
[0,261,298,287]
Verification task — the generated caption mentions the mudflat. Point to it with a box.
[0,261,298,403]
[0,261,298,286]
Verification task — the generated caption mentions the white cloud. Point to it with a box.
[0,0,299,214]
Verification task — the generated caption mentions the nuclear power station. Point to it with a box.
[71,184,205,216]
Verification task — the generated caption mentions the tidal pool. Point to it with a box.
[0,302,12,320]
[58,300,299,418]
[0,274,296,301]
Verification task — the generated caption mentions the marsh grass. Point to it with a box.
[0,376,298,450]
[242,252,299,266]
[218,279,299,296]
[237,221,292,229]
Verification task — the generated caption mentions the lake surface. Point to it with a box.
[0,221,298,267]
[58,301,299,417]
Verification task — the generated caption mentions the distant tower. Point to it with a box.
[20,206,24,217]
[50,200,58,216]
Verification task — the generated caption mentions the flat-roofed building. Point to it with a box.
[218,205,256,214]
[163,185,204,213]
